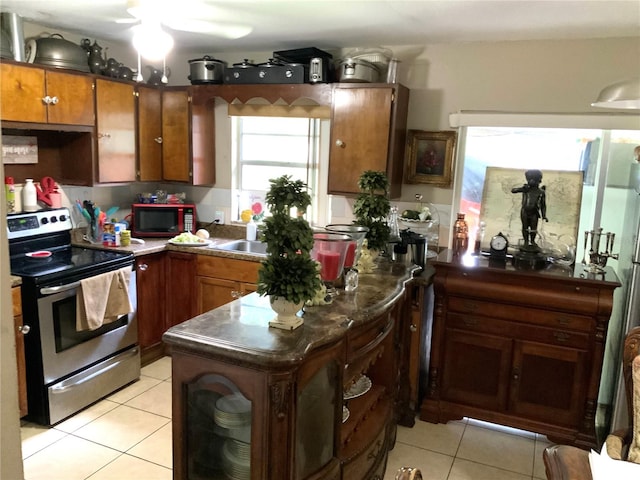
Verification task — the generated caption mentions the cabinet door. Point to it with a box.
[162,89,191,182]
[95,78,136,182]
[137,85,163,181]
[328,87,392,196]
[165,251,196,328]
[136,253,166,353]
[12,287,28,417]
[1,63,46,122]
[197,276,240,313]
[509,340,588,426]
[441,328,512,411]
[44,70,94,125]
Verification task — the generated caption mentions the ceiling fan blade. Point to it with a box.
[115,18,140,25]
[163,19,252,39]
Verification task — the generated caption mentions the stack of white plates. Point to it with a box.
[214,393,252,429]
[222,439,251,480]
[344,374,372,400]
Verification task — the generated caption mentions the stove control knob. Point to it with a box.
[59,214,67,222]
[259,70,266,79]
[50,216,58,223]
[41,217,49,224]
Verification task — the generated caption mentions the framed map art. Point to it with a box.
[479,167,584,252]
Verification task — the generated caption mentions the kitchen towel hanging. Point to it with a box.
[76,266,133,331]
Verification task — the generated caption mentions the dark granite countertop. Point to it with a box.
[163,258,420,368]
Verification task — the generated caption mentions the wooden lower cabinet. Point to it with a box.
[165,251,197,328]
[420,254,620,448]
[135,253,167,364]
[136,251,196,365]
[196,255,260,313]
[12,286,28,417]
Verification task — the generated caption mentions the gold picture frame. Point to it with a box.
[405,130,456,187]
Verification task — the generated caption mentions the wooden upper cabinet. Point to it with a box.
[136,85,163,182]
[328,84,409,198]
[0,62,94,125]
[161,89,191,182]
[95,78,136,183]
[160,88,215,185]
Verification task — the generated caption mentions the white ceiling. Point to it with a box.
[1,0,639,55]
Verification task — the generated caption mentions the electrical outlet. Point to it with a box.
[214,210,225,225]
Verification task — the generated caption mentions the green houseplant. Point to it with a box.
[257,175,322,330]
[353,170,391,253]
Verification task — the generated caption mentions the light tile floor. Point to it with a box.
[20,357,549,479]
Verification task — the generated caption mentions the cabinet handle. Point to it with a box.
[42,95,51,104]
[553,331,570,343]
[138,263,148,271]
[49,96,59,105]
[512,368,520,381]
[154,137,163,144]
[554,315,570,325]
[231,290,242,299]
[409,323,417,332]
[463,318,478,327]
[335,139,346,148]
[17,325,30,335]
[462,300,478,310]
[97,132,111,139]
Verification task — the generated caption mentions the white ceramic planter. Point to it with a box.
[268,296,304,330]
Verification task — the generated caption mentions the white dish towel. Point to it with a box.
[76,266,133,332]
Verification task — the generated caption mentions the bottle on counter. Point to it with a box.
[22,178,38,212]
[452,212,469,254]
[246,218,257,241]
[5,176,15,213]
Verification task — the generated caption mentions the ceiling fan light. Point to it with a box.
[591,77,640,109]
[132,22,174,61]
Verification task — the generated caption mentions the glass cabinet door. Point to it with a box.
[295,361,338,479]
[187,374,252,480]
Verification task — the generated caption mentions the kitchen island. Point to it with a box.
[163,258,419,480]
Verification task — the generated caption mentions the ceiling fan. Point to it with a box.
[116,0,253,60]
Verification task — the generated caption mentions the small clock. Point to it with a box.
[489,232,509,258]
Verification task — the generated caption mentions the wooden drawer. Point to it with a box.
[448,313,590,349]
[444,271,601,315]
[12,286,21,317]
[448,296,593,333]
[347,313,391,360]
[196,255,260,283]
[341,419,387,479]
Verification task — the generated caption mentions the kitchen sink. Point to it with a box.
[211,239,268,256]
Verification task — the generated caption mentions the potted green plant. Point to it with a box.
[257,175,322,330]
[353,170,391,254]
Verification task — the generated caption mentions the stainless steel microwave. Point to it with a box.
[131,203,196,237]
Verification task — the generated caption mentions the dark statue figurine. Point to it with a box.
[511,169,548,250]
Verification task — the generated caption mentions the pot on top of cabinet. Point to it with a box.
[188,55,225,84]
[337,57,380,83]
[25,33,90,73]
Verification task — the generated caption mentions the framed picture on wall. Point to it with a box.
[405,130,456,187]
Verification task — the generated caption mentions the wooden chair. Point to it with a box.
[543,326,640,479]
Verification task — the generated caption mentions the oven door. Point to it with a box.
[38,270,138,385]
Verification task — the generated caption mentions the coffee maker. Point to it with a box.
[399,229,428,271]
